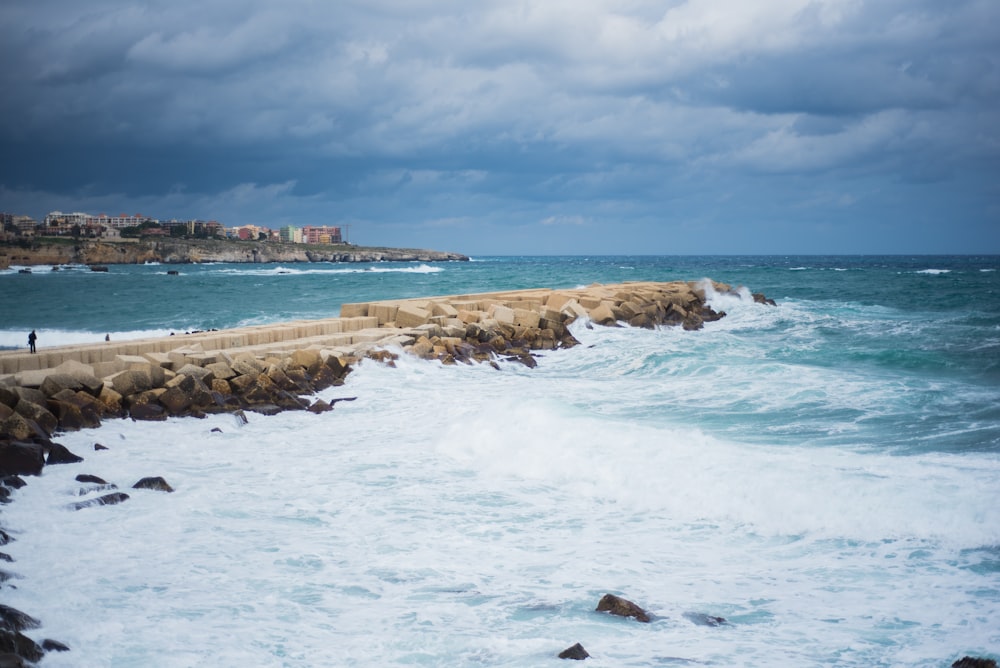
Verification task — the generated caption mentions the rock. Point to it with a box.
[45,442,84,465]
[0,443,44,477]
[129,403,166,421]
[0,652,27,667]
[0,606,40,633]
[595,594,650,623]
[70,492,129,510]
[307,399,332,413]
[0,630,42,663]
[110,369,153,397]
[558,643,590,660]
[952,659,998,668]
[0,414,41,441]
[75,474,108,485]
[132,476,174,493]
[211,427,223,433]
[683,612,727,627]
[94,443,108,451]
[13,401,57,438]
[41,639,70,652]
[0,476,26,489]
[752,292,777,307]
[0,532,11,546]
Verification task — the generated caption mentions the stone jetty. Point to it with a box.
[0,279,774,431]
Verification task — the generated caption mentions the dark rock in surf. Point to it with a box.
[0,630,43,663]
[132,476,174,493]
[558,642,590,660]
[41,638,70,652]
[0,443,44,477]
[595,593,651,623]
[952,658,998,668]
[0,606,40,633]
[683,611,727,627]
[45,442,83,465]
[75,474,108,485]
[70,492,129,511]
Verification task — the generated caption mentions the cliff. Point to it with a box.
[0,239,469,267]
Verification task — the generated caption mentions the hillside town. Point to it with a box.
[0,211,344,245]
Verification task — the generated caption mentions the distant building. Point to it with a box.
[279,225,302,243]
[301,225,342,244]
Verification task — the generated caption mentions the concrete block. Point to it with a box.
[545,292,575,310]
[430,302,459,318]
[395,304,431,328]
[513,308,541,329]
[370,304,399,325]
[489,304,516,325]
[560,299,589,319]
[339,303,369,318]
[143,352,173,368]
[457,310,484,324]
[588,302,618,325]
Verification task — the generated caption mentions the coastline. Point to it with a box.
[0,238,469,268]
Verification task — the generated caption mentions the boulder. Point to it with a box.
[11,387,46,407]
[307,399,332,413]
[132,476,174,493]
[0,630,42,664]
[0,476,25,489]
[0,443,44,477]
[558,643,590,660]
[204,362,236,380]
[110,369,153,397]
[69,492,130,510]
[952,659,998,668]
[97,385,124,414]
[129,403,167,421]
[951,656,997,668]
[0,606,40,633]
[46,442,84,465]
[158,385,193,415]
[595,594,650,623]
[75,474,108,485]
[13,401,57,437]
[0,413,43,442]
[38,374,83,398]
[41,639,69,652]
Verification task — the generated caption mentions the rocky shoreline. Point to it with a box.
[0,238,469,268]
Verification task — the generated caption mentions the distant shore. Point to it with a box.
[0,238,469,268]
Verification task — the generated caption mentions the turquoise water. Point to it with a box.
[2,255,999,666]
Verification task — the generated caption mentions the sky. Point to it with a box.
[1,0,998,255]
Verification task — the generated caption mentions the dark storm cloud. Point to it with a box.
[0,0,997,253]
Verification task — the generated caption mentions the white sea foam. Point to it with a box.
[210,264,444,277]
[3,320,998,666]
[916,269,951,275]
[0,327,194,350]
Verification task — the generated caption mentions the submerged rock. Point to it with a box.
[70,492,129,511]
[683,611,727,627]
[595,593,651,623]
[558,642,590,660]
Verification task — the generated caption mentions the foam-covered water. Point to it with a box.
[2,256,999,666]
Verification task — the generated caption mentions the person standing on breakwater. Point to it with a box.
[28,329,37,353]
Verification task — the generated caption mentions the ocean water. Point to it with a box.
[1,255,999,667]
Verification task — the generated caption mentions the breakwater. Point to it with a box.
[0,278,771,664]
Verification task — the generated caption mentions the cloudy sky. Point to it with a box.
[1,1,998,255]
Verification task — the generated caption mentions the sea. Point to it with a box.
[1,255,998,667]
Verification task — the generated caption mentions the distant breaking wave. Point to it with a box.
[0,327,194,351]
[916,269,951,275]
[210,264,444,277]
